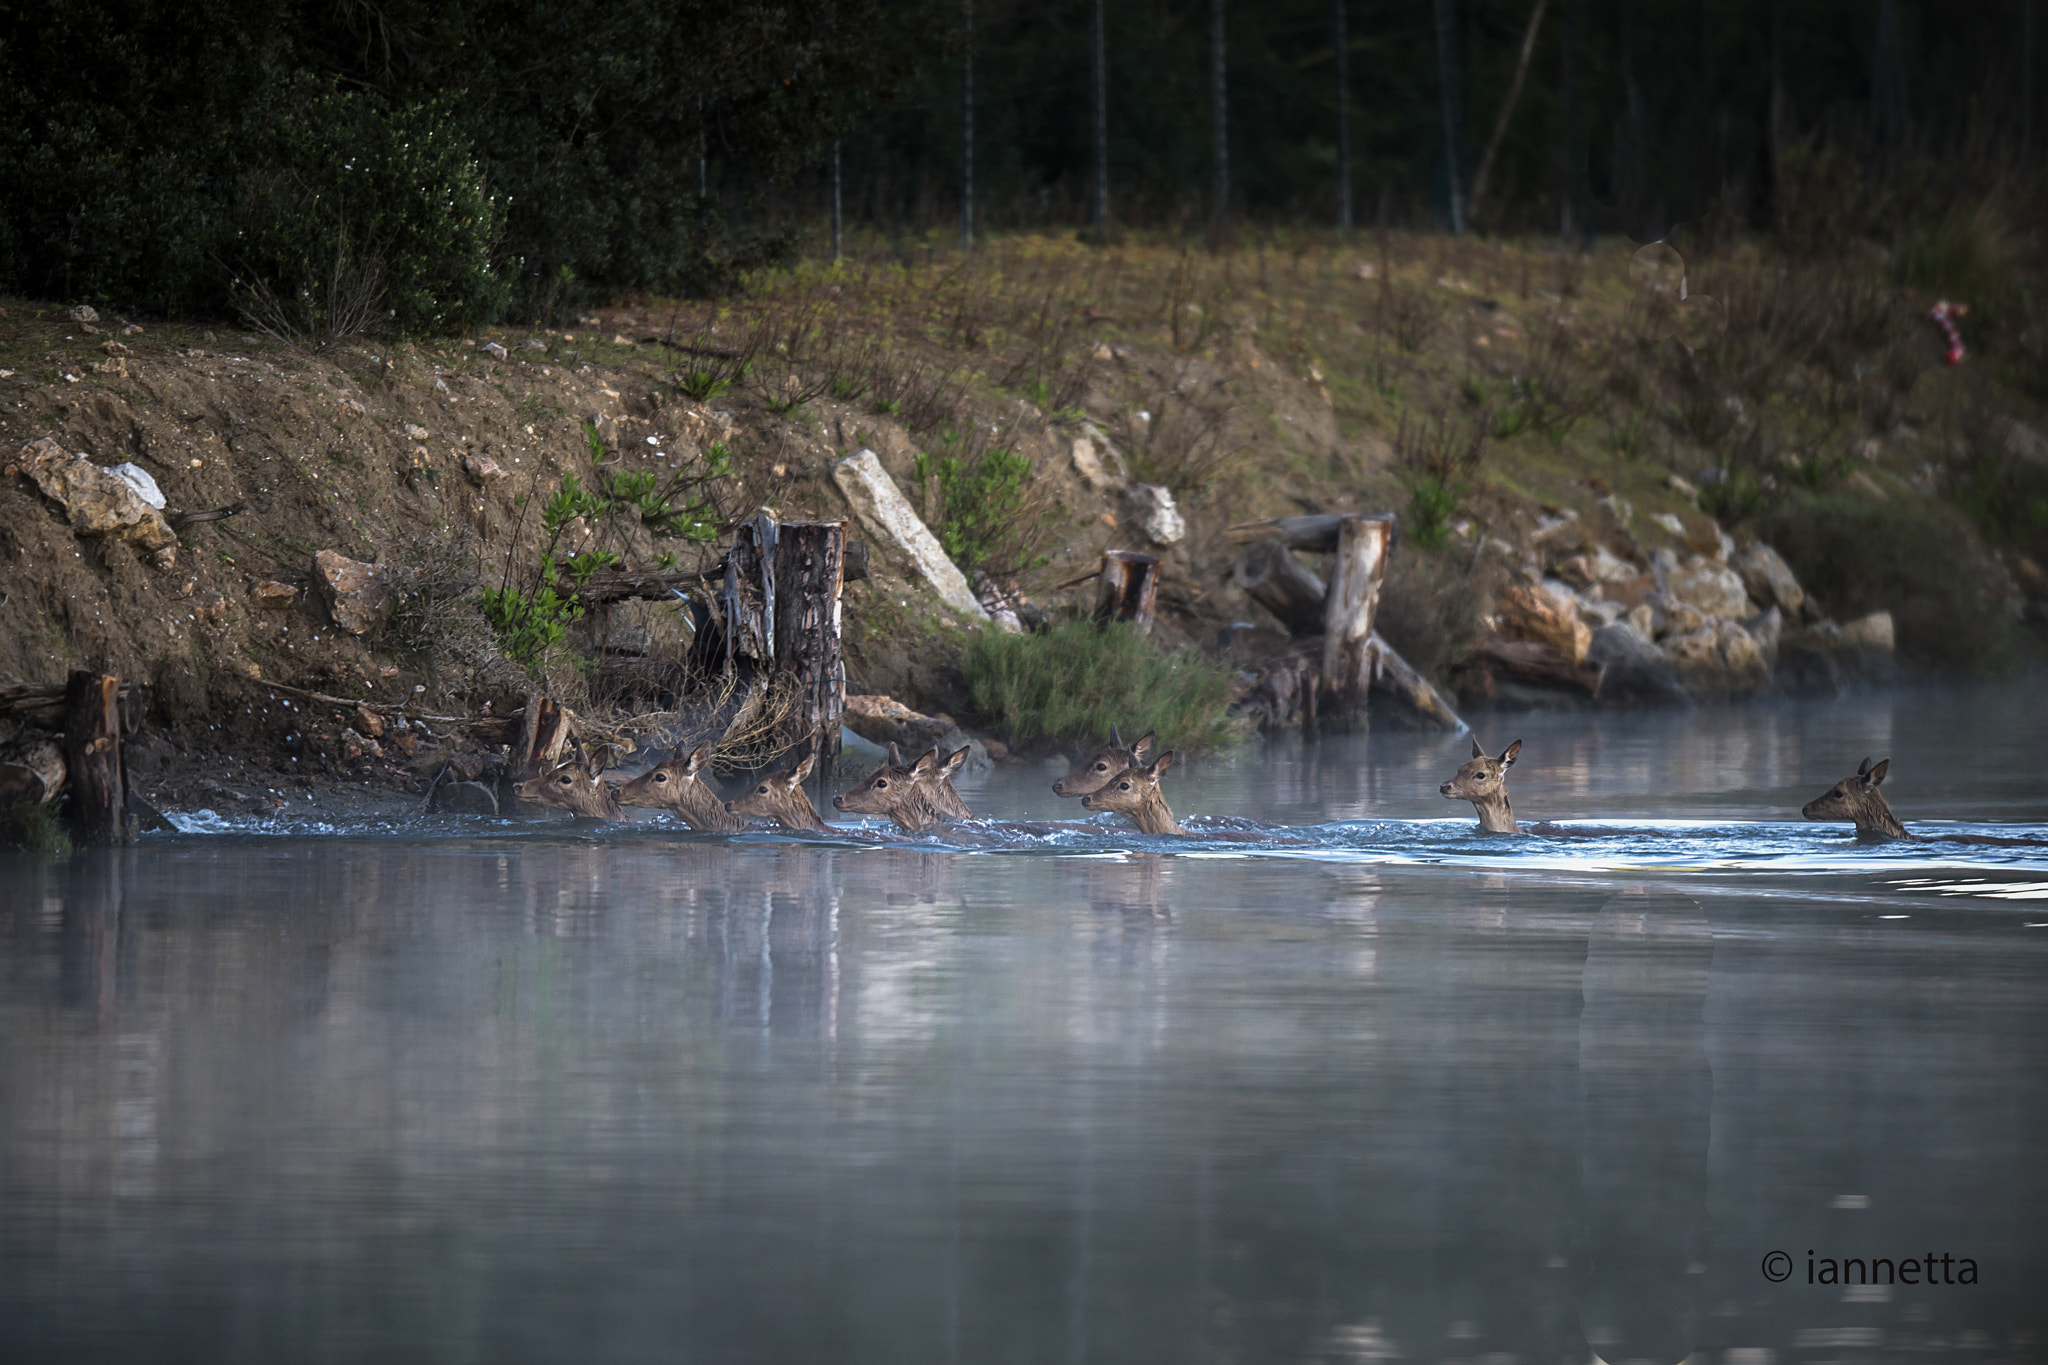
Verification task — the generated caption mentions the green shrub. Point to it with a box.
[226,88,509,341]
[964,619,1244,752]
[1755,493,2016,676]
[0,803,72,855]
[912,439,1052,575]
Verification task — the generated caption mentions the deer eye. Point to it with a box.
[1117,781,1131,791]
[874,778,888,789]
[654,773,667,782]
[1095,762,1109,772]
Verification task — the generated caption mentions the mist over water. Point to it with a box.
[3,684,2045,1363]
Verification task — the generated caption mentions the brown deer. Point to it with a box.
[514,748,626,821]
[1439,738,1523,834]
[1080,751,1186,835]
[1802,757,1914,840]
[1052,725,1156,799]
[616,743,746,832]
[725,754,832,832]
[834,745,973,832]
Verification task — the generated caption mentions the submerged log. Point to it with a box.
[1364,632,1467,731]
[0,734,66,806]
[1229,538,1326,636]
[63,670,127,844]
[1095,551,1160,631]
[1319,514,1395,729]
[769,519,847,782]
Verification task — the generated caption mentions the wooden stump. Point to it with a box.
[516,694,574,780]
[1318,514,1395,730]
[1229,539,1327,636]
[769,520,847,787]
[62,670,127,845]
[1094,551,1160,632]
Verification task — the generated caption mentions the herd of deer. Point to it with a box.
[511,725,1921,841]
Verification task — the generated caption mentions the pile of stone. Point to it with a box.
[1453,520,1895,709]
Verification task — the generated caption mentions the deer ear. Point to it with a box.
[1867,758,1890,785]
[1500,740,1522,766]
[887,741,904,766]
[1471,737,1486,759]
[686,744,712,775]
[1132,731,1157,761]
[940,746,969,777]
[911,749,937,777]
[791,754,815,784]
[1150,750,1177,778]
[1109,723,1124,748]
[1856,756,1874,777]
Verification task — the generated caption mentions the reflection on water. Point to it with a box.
[2,686,2046,1364]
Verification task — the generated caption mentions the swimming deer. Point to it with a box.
[1052,725,1156,799]
[1802,757,1913,840]
[514,748,625,821]
[1080,751,1186,835]
[1440,738,1523,834]
[616,743,746,832]
[725,754,832,832]
[834,745,973,832]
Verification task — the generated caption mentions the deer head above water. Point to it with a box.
[834,744,973,831]
[1802,757,1913,840]
[617,743,745,832]
[725,754,830,832]
[1440,737,1523,834]
[514,748,625,821]
[1053,725,1156,799]
[1080,750,1185,835]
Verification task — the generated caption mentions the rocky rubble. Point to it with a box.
[1455,512,1895,710]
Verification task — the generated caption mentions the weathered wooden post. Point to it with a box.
[1095,551,1160,632]
[1228,539,1327,636]
[1319,513,1395,729]
[770,519,847,792]
[62,670,127,844]
[504,693,574,811]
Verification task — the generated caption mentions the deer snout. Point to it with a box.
[832,793,849,810]
[1439,780,1454,797]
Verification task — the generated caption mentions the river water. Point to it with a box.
[2,685,2045,1363]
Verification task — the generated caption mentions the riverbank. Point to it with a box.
[2,233,2044,826]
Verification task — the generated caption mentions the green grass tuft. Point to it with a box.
[963,619,1245,753]
[0,803,73,855]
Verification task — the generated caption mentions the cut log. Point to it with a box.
[573,565,720,606]
[1450,634,1605,700]
[1095,551,1160,631]
[517,694,574,781]
[63,670,127,844]
[832,450,987,619]
[1229,538,1327,636]
[720,515,777,669]
[0,679,132,724]
[1365,633,1467,731]
[1319,514,1396,729]
[1225,513,1352,553]
[0,734,66,806]
[770,520,847,784]
[1497,583,1592,663]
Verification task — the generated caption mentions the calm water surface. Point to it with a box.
[3,686,2046,1363]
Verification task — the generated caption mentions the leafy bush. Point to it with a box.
[912,438,1053,575]
[964,619,1244,752]
[1394,408,1487,551]
[226,89,509,340]
[1755,493,2016,676]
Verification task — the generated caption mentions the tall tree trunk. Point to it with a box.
[1335,0,1352,235]
[1210,0,1228,240]
[1767,0,1785,216]
[2023,0,2035,165]
[1871,0,1909,180]
[1470,0,1549,226]
[960,0,973,250]
[1560,0,1576,240]
[1092,0,1109,242]
[1618,0,1646,228]
[1434,0,1466,235]
[696,97,709,199]
[830,142,843,262]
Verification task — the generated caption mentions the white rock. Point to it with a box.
[109,462,166,509]
[1732,541,1804,615]
[1125,483,1185,547]
[1650,511,1687,537]
[1840,611,1896,652]
[1070,427,1128,491]
[831,451,988,620]
[1667,555,1755,620]
[67,304,100,324]
[482,341,508,360]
